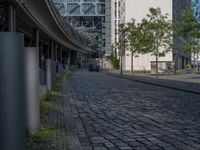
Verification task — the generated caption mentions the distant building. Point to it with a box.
[53,0,106,57]
[105,0,125,56]
[112,0,191,71]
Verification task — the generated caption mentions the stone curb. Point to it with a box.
[62,76,83,150]
[107,73,200,95]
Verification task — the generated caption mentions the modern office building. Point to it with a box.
[53,0,106,56]
[116,0,191,71]
[105,0,125,56]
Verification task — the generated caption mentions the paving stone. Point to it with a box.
[62,70,200,150]
[94,147,108,150]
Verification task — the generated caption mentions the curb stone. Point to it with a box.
[62,76,83,150]
[107,73,200,95]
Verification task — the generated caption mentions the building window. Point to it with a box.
[82,4,95,14]
[67,4,80,14]
[115,2,117,19]
[97,4,105,14]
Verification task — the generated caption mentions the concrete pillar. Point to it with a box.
[8,4,15,32]
[50,41,56,80]
[25,47,40,134]
[55,44,59,73]
[46,59,53,90]
[51,41,54,60]
[33,29,39,47]
[0,32,25,150]
[55,43,58,61]
[60,48,63,72]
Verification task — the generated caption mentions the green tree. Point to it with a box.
[113,24,128,74]
[174,0,200,71]
[138,7,173,76]
[117,20,145,73]
[124,19,141,73]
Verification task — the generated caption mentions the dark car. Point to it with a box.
[89,64,100,72]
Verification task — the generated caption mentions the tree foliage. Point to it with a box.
[123,7,172,75]
[139,7,173,56]
[174,0,200,54]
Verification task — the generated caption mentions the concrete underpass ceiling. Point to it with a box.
[0,0,97,54]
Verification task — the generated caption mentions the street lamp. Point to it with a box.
[120,23,125,76]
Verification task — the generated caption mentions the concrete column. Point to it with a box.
[25,47,40,134]
[13,7,16,32]
[55,44,59,73]
[8,4,15,32]
[55,43,58,61]
[33,29,39,47]
[39,44,46,84]
[51,41,54,60]
[50,41,56,80]
[0,32,25,150]
[46,59,53,90]
[60,46,63,71]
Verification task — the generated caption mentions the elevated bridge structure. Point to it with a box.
[0,0,98,150]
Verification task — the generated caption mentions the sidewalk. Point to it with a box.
[107,70,200,94]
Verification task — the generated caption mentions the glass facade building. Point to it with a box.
[53,0,106,55]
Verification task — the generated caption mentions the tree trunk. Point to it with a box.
[156,54,158,77]
[131,51,133,73]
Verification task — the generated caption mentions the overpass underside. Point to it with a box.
[0,0,98,150]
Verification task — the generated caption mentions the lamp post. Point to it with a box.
[120,23,125,76]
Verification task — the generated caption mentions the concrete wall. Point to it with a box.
[124,52,173,71]
[125,0,173,23]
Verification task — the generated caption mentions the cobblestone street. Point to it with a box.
[63,70,200,150]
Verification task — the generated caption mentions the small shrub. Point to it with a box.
[107,53,120,69]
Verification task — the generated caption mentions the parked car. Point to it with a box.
[89,64,100,72]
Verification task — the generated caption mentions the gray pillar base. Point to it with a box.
[0,32,25,150]
[25,47,40,134]
[46,59,53,90]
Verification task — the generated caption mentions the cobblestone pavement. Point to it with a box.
[63,69,200,150]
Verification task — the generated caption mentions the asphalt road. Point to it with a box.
[63,69,200,150]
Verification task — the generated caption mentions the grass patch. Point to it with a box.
[27,124,57,143]
[53,70,71,93]
[26,124,59,150]
[40,90,53,113]
[26,70,71,150]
